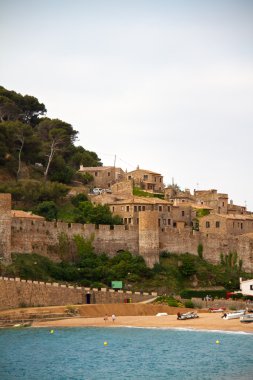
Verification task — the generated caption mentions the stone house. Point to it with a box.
[194,189,228,214]
[126,167,164,193]
[227,200,247,215]
[106,196,172,227]
[199,214,253,235]
[164,187,195,204]
[79,165,125,189]
[11,210,45,220]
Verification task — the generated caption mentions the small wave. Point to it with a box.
[122,325,253,335]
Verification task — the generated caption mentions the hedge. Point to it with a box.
[180,289,227,299]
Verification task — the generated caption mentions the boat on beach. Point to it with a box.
[240,313,253,323]
[209,307,226,313]
[177,312,199,320]
[222,310,245,320]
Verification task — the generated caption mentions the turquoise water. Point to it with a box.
[0,327,252,380]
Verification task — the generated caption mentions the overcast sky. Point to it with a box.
[1,0,253,209]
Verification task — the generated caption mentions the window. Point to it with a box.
[138,206,141,211]
[126,206,130,212]
[160,178,162,182]
[182,211,185,216]
[159,206,162,212]
[128,218,131,224]
[216,221,220,228]
[168,219,171,225]
[142,206,145,211]
[222,202,225,207]
[250,285,253,290]
[241,223,243,229]
[134,206,137,212]
[144,174,148,180]
[168,206,171,212]
[128,176,131,180]
[206,221,210,228]
[95,172,98,176]
[108,172,111,176]
[124,218,127,224]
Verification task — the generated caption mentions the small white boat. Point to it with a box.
[222,310,245,320]
[156,312,168,317]
[240,313,253,323]
[177,312,199,320]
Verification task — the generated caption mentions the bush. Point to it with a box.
[184,300,195,308]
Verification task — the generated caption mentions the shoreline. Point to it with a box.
[31,313,253,334]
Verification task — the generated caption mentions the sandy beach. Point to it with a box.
[31,313,253,333]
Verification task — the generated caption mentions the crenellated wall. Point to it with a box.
[0,277,157,309]
[1,194,253,271]
[11,218,139,260]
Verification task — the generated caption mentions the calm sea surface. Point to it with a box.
[0,327,252,380]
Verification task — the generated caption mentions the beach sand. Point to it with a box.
[31,313,253,333]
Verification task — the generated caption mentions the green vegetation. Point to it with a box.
[154,295,184,307]
[74,201,122,225]
[0,85,102,186]
[1,247,251,295]
[196,208,210,218]
[133,187,164,199]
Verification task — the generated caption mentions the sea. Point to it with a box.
[0,327,252,380]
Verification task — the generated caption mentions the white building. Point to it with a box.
[239,278,253,296]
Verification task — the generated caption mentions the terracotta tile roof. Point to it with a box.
[79,166,120,172]
[11,210,45,220]
[127,168,162,176]
[172,202,213,210]
[202,213,253,221]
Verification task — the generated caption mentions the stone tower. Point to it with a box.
[138,210,160,267]
[0,193,12,263]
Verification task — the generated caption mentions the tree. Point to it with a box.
[74,201,122,225]
[0,86,46,126]
[0,96,21,122]
[14,122,38,179]
[34,201,58,221]
[36,118,78,180]
[69,146,102,169]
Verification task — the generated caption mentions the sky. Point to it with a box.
[1,0,253,209]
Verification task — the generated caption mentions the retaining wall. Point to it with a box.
[0,277,157,310]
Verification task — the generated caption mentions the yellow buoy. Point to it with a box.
[50,329,54,334]
[104,341,108,346]
[216,340,220,344]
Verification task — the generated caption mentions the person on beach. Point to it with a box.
[104,314,108,322]
[112,314,116,323]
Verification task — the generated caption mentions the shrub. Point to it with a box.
[184,300,195,308]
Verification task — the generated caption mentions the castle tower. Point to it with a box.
[138,210,160,267]
[0,193,12,263]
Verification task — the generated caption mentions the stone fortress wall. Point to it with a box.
[1,194,253,272]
